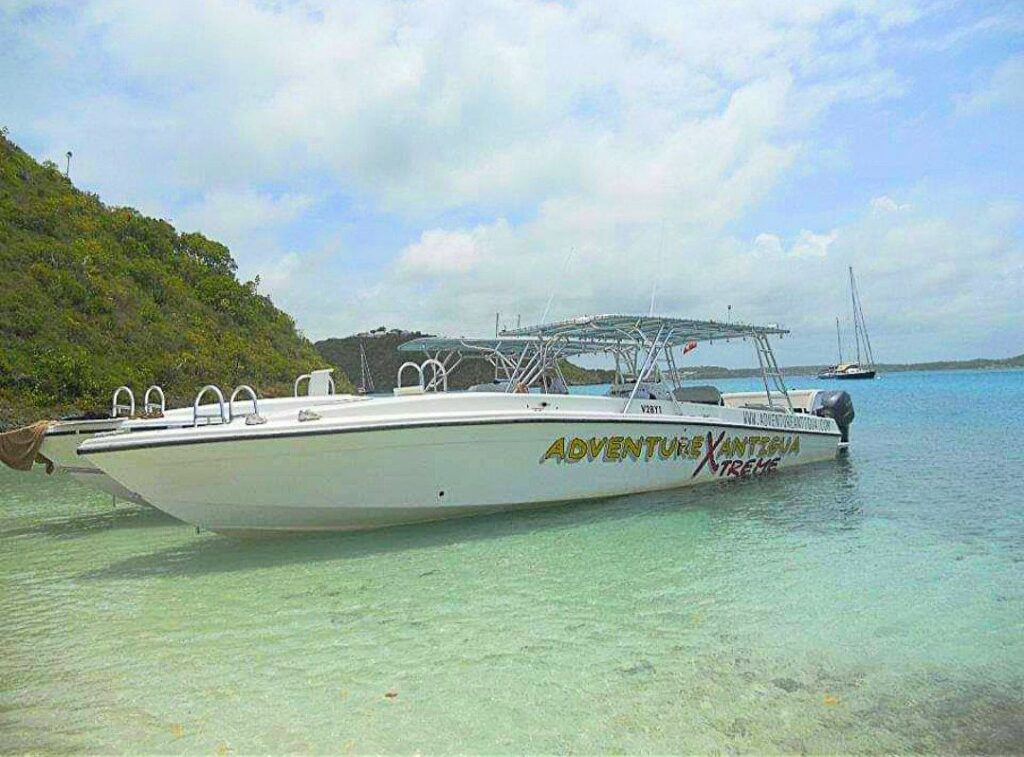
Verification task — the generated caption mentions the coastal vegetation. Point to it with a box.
[0,134,346,427]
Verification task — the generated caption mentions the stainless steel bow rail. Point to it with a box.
[192,384,267,426]
[112,385,167,418]
[229,385,266,425]
[395,359,449,394]
[192,385,228,426]
[111,386,135,418]
[143,385,165,415]
[103,370,333,425]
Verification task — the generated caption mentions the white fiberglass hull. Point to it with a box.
[32,394,364,506]
[79,394,841,534]
[39,420,152,505]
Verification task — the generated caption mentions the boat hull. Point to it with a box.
[31,395,364,506]
[819,370,876,380]
[81,417,841,534]
[39,422,153,506]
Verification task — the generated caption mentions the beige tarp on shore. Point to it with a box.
[0,421,55,473]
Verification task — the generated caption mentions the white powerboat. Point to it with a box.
[76,316,855,534]
[9,369,351,505]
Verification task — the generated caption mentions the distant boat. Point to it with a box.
[819,267,877,380]
[357,340,375,394]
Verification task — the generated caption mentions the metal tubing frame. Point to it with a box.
[111,386,135,418]
[623,323,670,414]
[396,361,425,390]
[421,359,448,392]
[228,385,262,421]
[193,385,227,426]
[749,332,793,411]
[143,385,165,415]
[399,316,798,415]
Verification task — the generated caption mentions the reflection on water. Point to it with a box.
[1,370,1022,752]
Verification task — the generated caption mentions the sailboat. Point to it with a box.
[357,341,375,395]
[818,267,877,380]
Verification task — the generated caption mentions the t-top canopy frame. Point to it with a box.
[499,314,788,346]
[398,336,580,393]
[398,314,794,411]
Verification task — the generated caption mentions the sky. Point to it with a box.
[2,0,1022,367]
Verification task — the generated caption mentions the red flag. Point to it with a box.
[683,340,698,355]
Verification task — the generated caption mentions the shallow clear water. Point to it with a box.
[1,370,1022,753]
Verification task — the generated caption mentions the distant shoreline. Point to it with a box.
[672,356,1023,381]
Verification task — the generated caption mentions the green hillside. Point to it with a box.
[0,134,348,427]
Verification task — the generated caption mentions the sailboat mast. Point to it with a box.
[836,317,843,363]
[358,341,374,393]
[850,267,875,367]
[861,306,875,365]
[850,266,862,363]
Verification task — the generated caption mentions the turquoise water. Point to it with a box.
[1,370,1022,753]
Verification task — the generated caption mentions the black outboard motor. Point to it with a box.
[811,390,855,444]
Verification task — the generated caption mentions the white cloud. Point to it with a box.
[399,221,507,276]
[751,229,838,259]
[791,229,838,258]
[1,0,916,214]
[323,191,1022,363]
[870,195,910,213]
[754,233,784,255]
